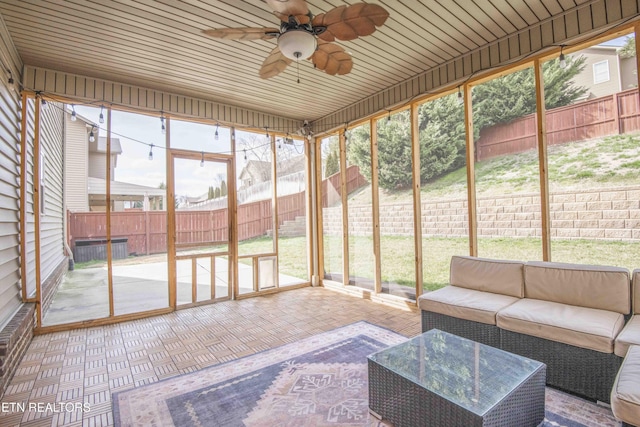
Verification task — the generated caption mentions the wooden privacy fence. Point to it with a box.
[68,166,368,257]
[476,88,640,161]
[321,164,369,207]
[69,192,303,256]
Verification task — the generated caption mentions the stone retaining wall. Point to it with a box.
[323,186,640,241]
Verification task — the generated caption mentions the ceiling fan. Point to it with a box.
[202,0,389,79]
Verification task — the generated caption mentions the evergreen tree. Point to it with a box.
[346,57,587,190]
[619,35,636,59]
[208,186,214,199]
[324,149,340,177]
[220,180,227,197]
[214,187,221,199]
[473,56,587,130]
[418,94,466,181]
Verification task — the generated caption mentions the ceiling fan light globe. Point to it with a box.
[278,30,317,60]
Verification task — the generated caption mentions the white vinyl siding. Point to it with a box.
[64,115,89,212]
[593,60,610,84]
[38,103,65,283]
[0,38,22,329]
[40,152,45,215]
[23,99,36,298]
[88,152,108,180]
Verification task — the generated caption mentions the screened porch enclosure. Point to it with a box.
[23,26,640,330]
[0,0,638,340]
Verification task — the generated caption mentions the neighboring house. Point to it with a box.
[238,155,305,190]
[64,110,165,212]
[569,39,637,100]
[89,136,122,181]
[239,160,271,190]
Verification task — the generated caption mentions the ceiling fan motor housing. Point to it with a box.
[278,29,317,60]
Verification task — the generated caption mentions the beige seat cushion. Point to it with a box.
[450,256,524,298]
[611,345,640,424]
[524,262,630,314]
[497,298,625,353]
[419,285,519,325]
[615,316,640,357]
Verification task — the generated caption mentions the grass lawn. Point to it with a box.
[350,133,640,204]
[237,236,309,281]
[73,234,640,296]
[323,235,640,292]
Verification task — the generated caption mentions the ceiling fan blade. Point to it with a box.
[312,3,389,42]
[202,27,279,41]
[265,0,309,20]
[260,47,293,79]
[311,41,353,76]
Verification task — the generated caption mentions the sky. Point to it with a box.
[74,106,303,199]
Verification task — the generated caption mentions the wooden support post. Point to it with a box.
[253,256,259,292]
[635,24,640,122]
[167,117,177,308]
[339,128,349,285]
[191,257,197,303]
[315,137,325,285]
[210,255,216,300]
[106,107,114,317]
[464,84,478,257]
[270,133,279,288]
[19,93,28,302]
[370,119,382,294]
[34,96,43,327]
[230,127,239,299]
[411,104,424,298]
[535,59,552,261]
[304,139,314,283]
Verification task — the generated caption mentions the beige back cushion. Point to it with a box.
[634,269,640,314]
[449,256,524,298]
[524,262,630,314]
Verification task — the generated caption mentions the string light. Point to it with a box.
[387,110,391,121]
[99,105,105,124]
[148,144,154,161]
[40,98,48,111]
[21,98,288,164]
[200,151,205,167]
[265,127,269,139]
[214,123,219,141]
[70,105,77,121]
[558,45,567,69]
[457,86,464,105]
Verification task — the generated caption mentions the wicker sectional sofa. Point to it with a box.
[419,256,631,404]
[611,269,640,427]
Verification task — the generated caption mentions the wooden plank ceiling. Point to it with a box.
[0,0,595,121]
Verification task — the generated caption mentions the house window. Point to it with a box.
[593,60,610,84]
[40,152,46,215]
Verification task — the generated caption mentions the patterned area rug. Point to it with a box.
[112,322,619,426]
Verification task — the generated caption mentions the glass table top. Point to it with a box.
[367,329,545,416]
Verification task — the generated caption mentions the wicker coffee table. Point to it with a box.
[367,329,546,427]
